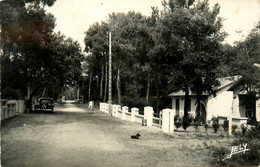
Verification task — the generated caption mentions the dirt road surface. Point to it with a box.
[2,102,227,167]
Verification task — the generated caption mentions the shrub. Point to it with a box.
[174,115,182,130]
[248,124,260,139]
[193,115,202,132]
[182,115,193,130]
[121,96,148,114]
[241,124,247,135]
[182,117,190,130]
[232,125,238,134]
[231,124,260,165]
[212,117,220,133]
[222,120,229,132]
[211,146,230,165]
[2,87,22,99]
[204,123,209,132]
[194,120,200,132]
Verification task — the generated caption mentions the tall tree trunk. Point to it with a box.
[27,83,31,100]
[156,76,160,114]
[182,86,190,130]
[103,63,108,102]
[196,93,201,121]
[82,80,85,103]
[42,87,47,97]
[52,85,55,99]
[117,68,121,105]
[184,86,189,119]
[88,72,93,102]
[100,66,104,101]
[96,75,99,94]
[77,85,80,101]
[25,84,40,113]
[25,84,32,113]
[146,73,150,103]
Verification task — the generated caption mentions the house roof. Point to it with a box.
[169,76,241,97]
[168,90,209,96]
[217,76,241,90]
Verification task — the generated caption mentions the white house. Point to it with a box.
[169,77,260,125]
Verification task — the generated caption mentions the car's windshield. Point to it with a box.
[41,99,52,103]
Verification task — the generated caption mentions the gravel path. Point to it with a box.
[1,102,231,167]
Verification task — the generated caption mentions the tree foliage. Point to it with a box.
[83,0,226,113]
[82,0,258,117]
[222,21,260,120]
[1,0,83,111]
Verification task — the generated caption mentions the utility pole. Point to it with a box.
[108,32,112,105]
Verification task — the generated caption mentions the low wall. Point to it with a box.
[1,100,25,121]
[135,114,144,124]
[125,112,132,122]
[218,115,248,126]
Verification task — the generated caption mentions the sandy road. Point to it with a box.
[1,102,225,167]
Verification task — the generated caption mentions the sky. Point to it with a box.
[46,0,260,50]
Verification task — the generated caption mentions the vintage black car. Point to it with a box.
[34,97,54,112]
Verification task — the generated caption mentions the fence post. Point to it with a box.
[100,103,103,112]
[102,103,106,112]
[105,103,109,114]
[102,103,104,112]
[12,104,16,116]
[116,105,121,117]
[144,106,154,126]
[2,106,7,120]
[16,101,19,113]
[7,106,11,118]
[112,105,116,116]
[112,104,119,117]
[17,100,25,113]
[99,102,102,111]
[162,108,174,133]
[159,110,162,128]
[122,106,128,120]
[131,108,139,122]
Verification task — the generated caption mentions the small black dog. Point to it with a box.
[131,133,141,139]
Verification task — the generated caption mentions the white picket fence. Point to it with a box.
[99,102,175,134]
[1,100,25,121]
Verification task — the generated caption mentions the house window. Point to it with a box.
[176,99,180,116]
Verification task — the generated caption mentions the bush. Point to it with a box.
[174,115,182,130]
[212,117,220,133]
[241,124,247,135]
[222,120,229,132]
[194,120,200,132]
[182,115,193,130]
[182,117,190,130]
[121,96,149,114]
[2,87,22,99]
[232,125,238,134]
[204,123,209,132]
[211,146,230,165]
[231,124,260,165]
[248,124,260,139]
[193,115,202,132]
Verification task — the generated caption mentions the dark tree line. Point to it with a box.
[221,22,260,121]
[0,0,83,112]
[83,0,224,115]
[1,0,259,118]
[83,0,260,119]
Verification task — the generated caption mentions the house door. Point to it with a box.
[195,103,206,124]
